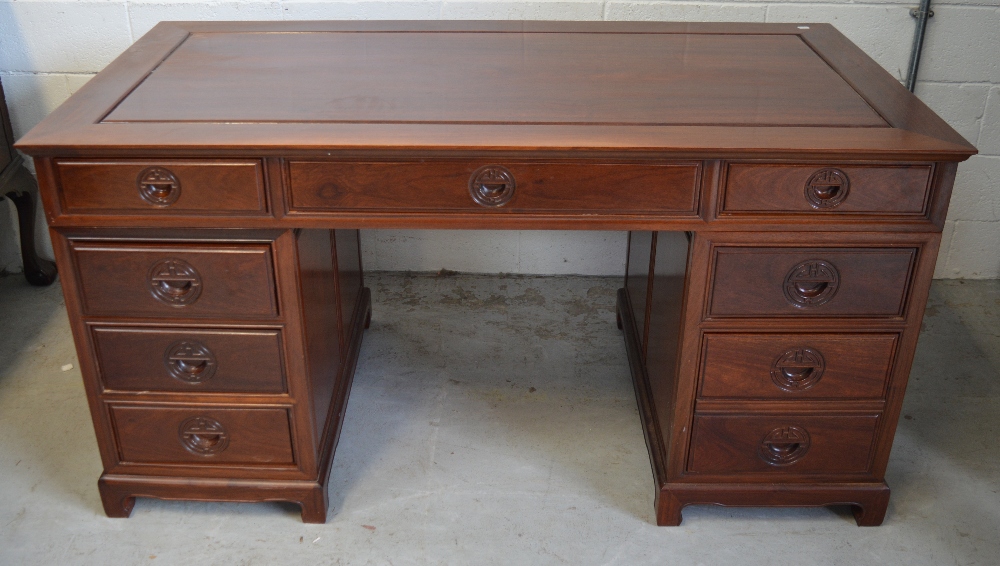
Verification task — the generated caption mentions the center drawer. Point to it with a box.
[287,160,700,214]
[70,241,279,319]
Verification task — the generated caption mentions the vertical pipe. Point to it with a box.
[905,0,934,92]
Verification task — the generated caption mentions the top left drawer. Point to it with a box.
[55,160,268,215]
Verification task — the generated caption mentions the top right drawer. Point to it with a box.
[719,163,933,216]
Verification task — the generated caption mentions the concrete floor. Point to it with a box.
[0,272,998,565]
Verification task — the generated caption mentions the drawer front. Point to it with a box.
[721,163,932,215]
[699,333,897,400]
[57,160,267,215]
[92,327,286,393]
[72,242,278,319]
[708,247,916,318]
[288,161,700,214]
[110,405,295,466]
[688,414,879,474]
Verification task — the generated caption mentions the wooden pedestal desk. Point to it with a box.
[17,21,976,526]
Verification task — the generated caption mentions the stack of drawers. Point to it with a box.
[70,235,299,467]
[623,161,943,526]
[17,19,973,527]
[693,244,916,477]
[49,160,367,523]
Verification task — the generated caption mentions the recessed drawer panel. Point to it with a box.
[699,333,897,400]
[110,405,295,466]
[71,242,278,319]
[721,163,932,215]
[57,160,268,215]
[708,247,916,318]
[288,161,700,214]
[92,327,286,393]
[688,414,879,475]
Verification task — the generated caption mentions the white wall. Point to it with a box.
[1,0,998,277]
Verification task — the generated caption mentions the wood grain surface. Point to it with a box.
[110,405,296,466]
[92,326,286,393]
[56,159,267,215]
[14,21,978,525]
[15,22,976,158]
[698,333,897,400]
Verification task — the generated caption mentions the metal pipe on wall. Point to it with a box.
[906,0,935,92]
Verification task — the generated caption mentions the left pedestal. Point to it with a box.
[52,227,368,523]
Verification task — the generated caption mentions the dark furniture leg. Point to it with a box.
[2,161,57,286]
[1,77,57,286]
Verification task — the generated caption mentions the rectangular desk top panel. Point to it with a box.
[105,32,882,128]
[17,21,975,159]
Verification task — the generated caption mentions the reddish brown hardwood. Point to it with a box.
[16,22,974,159]
[708,247,916,318]
[56,159,267,215]
[70,242,279,318]
[698,333,897,400]
[623,231,654,357]
[289,160,700,214]
[621,230,942,526]
[16,21,976,526]
[687,413,880,475]
[103,32,884,128]
[92,326,287,393]
[720,163,933,215]
[110,405,296,465]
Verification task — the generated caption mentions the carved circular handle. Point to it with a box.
[164,340,217,384]
[148,258,203,306]
[469,165,516,207]
[783,259,840,308]
[758,425,810,466]
[178,416,229,455]
[137,166,181,206]
[771,347,825,391]
[804,168,850,209]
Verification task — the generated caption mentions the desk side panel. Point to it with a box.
[295,230,343,441]
[334,229,363,359]
[645,232,690,467]
[625,231,654,358]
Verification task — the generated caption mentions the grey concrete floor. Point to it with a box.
[0,272,998,565]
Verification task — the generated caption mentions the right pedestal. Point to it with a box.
[620,230,940,526]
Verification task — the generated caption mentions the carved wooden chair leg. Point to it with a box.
[3,167,56,285]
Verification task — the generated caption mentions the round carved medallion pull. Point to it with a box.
[137,166,181,206]
[164,340,217,384]
[148,258,203,306]
[804,168,850,209]
[178,416,229,455]
[758,425,810,466]
[783,259,840,308]
[771,347,825,391]
[469,165,516,207]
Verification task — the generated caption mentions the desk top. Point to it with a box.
[18,21,975,161]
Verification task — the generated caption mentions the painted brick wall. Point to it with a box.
[1,0,997,277]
